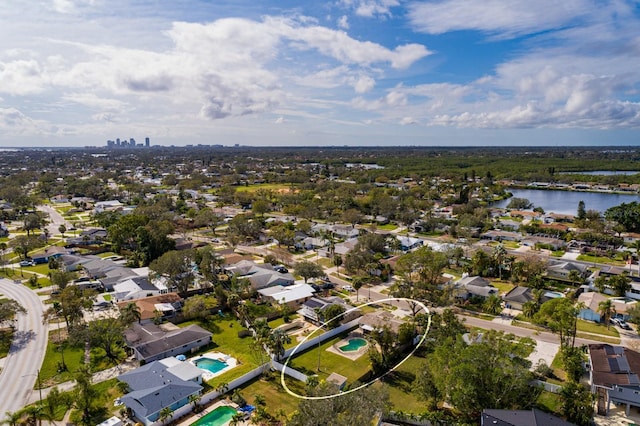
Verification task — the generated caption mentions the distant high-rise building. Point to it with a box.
[145,137,150,147]
[116,138,121,146]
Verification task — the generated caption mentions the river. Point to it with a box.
[492,188,640,215]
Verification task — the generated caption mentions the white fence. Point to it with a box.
[531,379,563,393]
[272,360,309,382]
[281,317,362,359]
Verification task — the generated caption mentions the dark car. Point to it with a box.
[321,282,335,290]
[311,284,321,293]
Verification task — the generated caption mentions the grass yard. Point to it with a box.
[0,328,13,358]
[577,319,620,337]
[235,184,297,193]
[39,338,85,387]
[576,254,624,265]
[490,280,515,294]
[288,330,371,383]
[536,391,563,415]
[385,352,428,413]
[239,374,306,416]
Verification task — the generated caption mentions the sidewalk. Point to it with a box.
[26,358,139,405]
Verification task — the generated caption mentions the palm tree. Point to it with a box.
[229,412,245,426]
[119,302,141,325]
[0,242,7,274]
[3,410,23,426]
[352,276,364,302]
[492,244,507,280]
[598,299,615,329]
[522,301,538,319]
[214,382,228,396]
[267,329,291,361]
[158,407,173,426]
[482,294,503,316]
[568,270,583,287]
[188,393,202,411]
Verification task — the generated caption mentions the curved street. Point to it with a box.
[0,278,48,417]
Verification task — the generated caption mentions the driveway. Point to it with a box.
[0,279,48,417]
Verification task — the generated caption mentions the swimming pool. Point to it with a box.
[195,358,228,374]
[339,338,367,352]
[191,406,237,426]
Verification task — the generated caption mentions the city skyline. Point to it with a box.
[0,0,639,147]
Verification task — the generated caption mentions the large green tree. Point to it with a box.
[424,330,540,421]
[294,260,325,283]
[288,381,390,426]
[149,249,195,296]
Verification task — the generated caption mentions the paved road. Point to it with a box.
[37,205,68,237]
[0,279,48,417]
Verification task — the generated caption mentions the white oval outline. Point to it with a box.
[280,297,431,400]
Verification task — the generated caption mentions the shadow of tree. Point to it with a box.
[11,329,35,350]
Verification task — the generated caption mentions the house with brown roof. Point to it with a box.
[116,293,183,323]
[588,344,640,416]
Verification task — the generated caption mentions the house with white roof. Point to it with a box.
[94,200,123,214]
[113,277,161,302]
[258,283,315,308]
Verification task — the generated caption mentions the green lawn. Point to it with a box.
[235,184,297,193]
[288,329,371,383]
[0,328,14,358]
[536,391,563,415]
[577,319,620,337]
[576,254,624,265]
[39,338,85,387]
[490,280,515,294]
[385,352,428,413]
[239,374,306,416]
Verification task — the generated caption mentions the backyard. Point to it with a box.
[287,330,371,384]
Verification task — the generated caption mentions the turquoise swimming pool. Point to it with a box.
[191,406,237,426]
[195,357,228,374]
[339,338,367,352]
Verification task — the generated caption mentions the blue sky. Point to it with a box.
[0,0,639,147]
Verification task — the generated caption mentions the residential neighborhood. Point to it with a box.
[2,146,640,425]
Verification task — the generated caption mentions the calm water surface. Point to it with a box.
[493,189,640,215]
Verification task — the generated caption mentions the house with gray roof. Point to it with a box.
[226,260,294,290]
[119,357,204,425]
[502,286,534,310]
[546,260,588,281]
[453,276,498,300]
[124,323,212,363]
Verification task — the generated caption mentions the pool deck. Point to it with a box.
[189,351,237,381]
[175,400,248,426]
[326,333,369,360]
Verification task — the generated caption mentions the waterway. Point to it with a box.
[492,188,640,215]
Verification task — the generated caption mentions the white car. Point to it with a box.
[343,285,355,292]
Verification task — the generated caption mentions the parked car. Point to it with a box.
[19,260,33,267]
[311,284,321,293]
[343,285,355,292]
[274,265,288,273]
[321,282,335,290]
[617,319,632,330]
